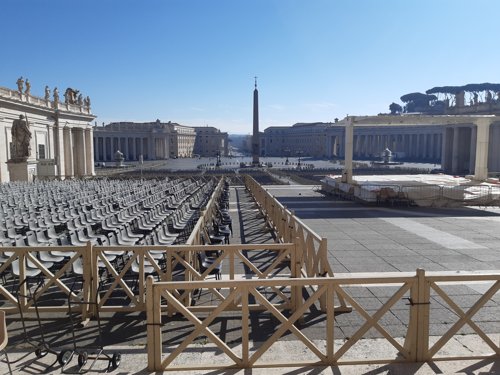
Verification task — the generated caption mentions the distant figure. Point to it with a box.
[77,93,83,106]
[25,79,31,96]
[11,115,31,160]
[16,77,24,93]
[473,92,479,105]
[44,85,50,101]
[53,87,59,104]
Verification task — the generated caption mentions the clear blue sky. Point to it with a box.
[2,0,499,133]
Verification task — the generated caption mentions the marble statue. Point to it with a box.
[44,85,50,101]
[53,87,59,104]
[85,96,91,108]
[25,79,31,96]
[16,77,24,93]
[114,150,124,161]
[11,115,31,160]
[64,88,79,104]
[114,150,125,167]
[64,89,70,104]
[77,93,83,106]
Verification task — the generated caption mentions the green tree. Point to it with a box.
[389,102,402,115]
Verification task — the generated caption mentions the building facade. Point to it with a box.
[261,118,500,176]
[92,120,216,162]
[262,123,332,158]
[0,82,96,183]
[193,127,228,157]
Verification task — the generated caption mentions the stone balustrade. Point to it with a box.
[0,85,92,115]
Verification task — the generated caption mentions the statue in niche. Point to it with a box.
[25,79,31,96]
[16,77,24,93]
[44,85,50,101]
[11,115,32,161]
[53,87,59,104]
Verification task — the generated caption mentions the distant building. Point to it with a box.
[262,122,332,157]
[261,121,444,163]
[193,126,228,157]
[93,120,229,162]
[0,81,96,182]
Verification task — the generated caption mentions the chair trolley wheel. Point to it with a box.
[78,351,88,367]
[58,350,72,366]
[35,348,48,358]
[110,352,121,369]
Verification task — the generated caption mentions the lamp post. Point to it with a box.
[284,148,290,165]
[297,150,303,168]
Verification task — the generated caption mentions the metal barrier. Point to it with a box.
[340,183,500,207]
[146,269,500,371]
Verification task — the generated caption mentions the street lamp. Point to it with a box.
[284,148,290,165]
[297,150,303,168]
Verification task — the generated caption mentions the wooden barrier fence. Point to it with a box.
[146,269,500,371]
[244,176,332,278]
[0,243,297,316]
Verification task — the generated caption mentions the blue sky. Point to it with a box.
[2,1,499,133]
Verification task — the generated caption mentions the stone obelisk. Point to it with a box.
[252,77,260,166]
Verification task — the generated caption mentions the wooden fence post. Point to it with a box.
[83,241,96,319]
[146,276,162,371]
[415,268,430,361]
[292,240,303,318]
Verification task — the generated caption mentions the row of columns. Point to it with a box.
[441,120,493,179]
[352,133,442,161]
[93,136,169,162]
[343,118,495,182]
[54,126,94,178]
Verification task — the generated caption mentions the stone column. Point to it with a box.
[85,128,94,176]
[473,118,492,180]
[54,125,65,178]
[131,137,136,160]
[451,127,460,174]
[46,124,53,159]
[63,127,74,178]
[73,128,86,176]
[342,118,354,183]
[124,137,129,160]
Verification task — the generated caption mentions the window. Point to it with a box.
[38,144,46,159]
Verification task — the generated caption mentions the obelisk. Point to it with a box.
[252,77,260,166]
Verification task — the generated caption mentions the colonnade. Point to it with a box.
[325,128,442,162]
[341,116,499,182]
[93,135,171,162]
[352,132,442,161]
[57,126,94,178]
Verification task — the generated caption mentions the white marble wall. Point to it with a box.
[0,85,96,182]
